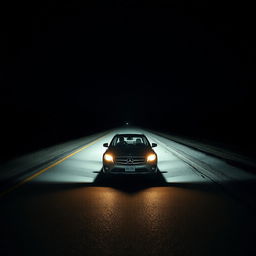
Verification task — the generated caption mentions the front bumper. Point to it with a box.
[103,163,157,174]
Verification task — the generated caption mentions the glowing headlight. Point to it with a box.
[104,153,114,162]
[147,153,156,162]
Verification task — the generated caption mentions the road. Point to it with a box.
[0,128,256,256]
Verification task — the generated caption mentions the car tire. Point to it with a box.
[102,166,109,174]
[155,167,160,174]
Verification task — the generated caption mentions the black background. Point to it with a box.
[1,1,256,162]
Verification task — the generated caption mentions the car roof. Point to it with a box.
[115,133,145,137]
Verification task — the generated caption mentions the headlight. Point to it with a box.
[147,153,156,162]
[104,153,114,162]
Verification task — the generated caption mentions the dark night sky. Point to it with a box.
[0,1,256,159]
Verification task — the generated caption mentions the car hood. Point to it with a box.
[107,145,152,157]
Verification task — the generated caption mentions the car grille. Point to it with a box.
[115,156,146,165]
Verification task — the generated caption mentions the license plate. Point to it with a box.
[125,166,135,172]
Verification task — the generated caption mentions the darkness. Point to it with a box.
[1,0,256,162]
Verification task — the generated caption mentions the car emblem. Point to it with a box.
[127,157,133,164]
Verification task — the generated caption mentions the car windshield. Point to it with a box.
[111,135,149,147]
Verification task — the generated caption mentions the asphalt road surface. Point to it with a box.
[1,128,256,256]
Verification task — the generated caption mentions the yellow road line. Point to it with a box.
[0,135,106,198]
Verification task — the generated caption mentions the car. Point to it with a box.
[102,134,158,174]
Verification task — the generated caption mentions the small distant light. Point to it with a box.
[126,122,129,125]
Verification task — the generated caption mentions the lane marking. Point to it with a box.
[0,135,107,198]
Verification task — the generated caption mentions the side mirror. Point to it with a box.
[103,143,109,147]
[152,143,157,148]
